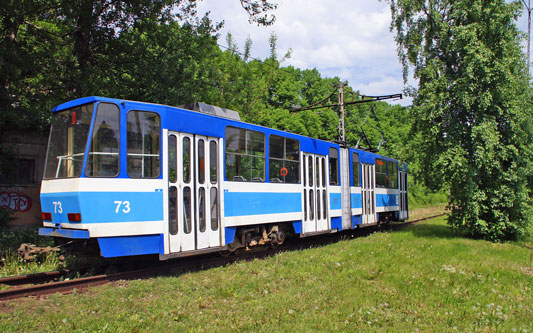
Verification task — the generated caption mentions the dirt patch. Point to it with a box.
[409,205,447,221]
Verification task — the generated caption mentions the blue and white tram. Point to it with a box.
[39,97,408,259]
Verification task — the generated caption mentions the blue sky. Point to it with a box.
[196,0,531,106]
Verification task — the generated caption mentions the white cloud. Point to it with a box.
[196,0,532,107]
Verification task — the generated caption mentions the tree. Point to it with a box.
[0,0,278,129]
[101,16,219,104]
[0,0,62,134]
[385,0,533,240]
[0,0,279,188]
[239,0,277,25]
[53,0,276,96]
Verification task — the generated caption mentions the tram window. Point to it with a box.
[183,137,191,183]
[352,152,360,187]
[44,103,94,179]
[321,158,326,187]
[317,189,321,220]
[388,161,399,189]
[210,141,217,184]
[268,135,300,184]
[322,190,327,219]
[309,190,314,220]
[210,188,218,231]
[199,187,206,232]
[315,158,319,187]
[375,158,387,188]
[225,127,265,182]
[127,111,161,178]
[329,148,339,185]
[183,187,192,234]
[198,139,205,184]
[269,135,284,159]
[303,157,307,186]
[86,103,120,177]
[308,156,313,187]
[303,190,307,221]
[168,135,177,183]
[169,186,178,235]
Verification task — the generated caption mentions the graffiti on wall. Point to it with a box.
[0,192,32,212]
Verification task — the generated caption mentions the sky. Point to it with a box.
[195,0,531,107]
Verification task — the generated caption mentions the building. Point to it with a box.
[0,130,48,226]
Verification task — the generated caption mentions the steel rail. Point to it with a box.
[0,270,67,286]
[0,268,163,301]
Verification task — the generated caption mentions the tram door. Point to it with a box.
[168,132,221,253]
[361,163,377,224]
[399,170,409,221]
[302,153,329,234]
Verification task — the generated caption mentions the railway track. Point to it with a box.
[0,213,445,301]
[0,270,68,286]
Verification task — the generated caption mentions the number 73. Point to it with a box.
[114,201,131,213]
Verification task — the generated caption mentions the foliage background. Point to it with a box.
[3,0,531,241]
[386,0,533,240]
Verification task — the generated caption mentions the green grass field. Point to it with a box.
[1,216,531,332]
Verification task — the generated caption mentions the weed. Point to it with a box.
[0,226,64,277]
[0,250,62,278]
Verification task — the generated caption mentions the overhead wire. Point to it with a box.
[215,40,403,108]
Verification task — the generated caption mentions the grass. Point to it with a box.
[1,216,531,332]
[0,205,446,278]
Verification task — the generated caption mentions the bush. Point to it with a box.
[0,226,54,253]
[0,208,14,230]
[408,182,447,209]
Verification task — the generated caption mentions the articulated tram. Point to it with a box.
[39,97,408,259]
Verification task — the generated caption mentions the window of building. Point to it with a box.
[127,111,161,178]
[352,152,360,187]
[268,135,300,183]
[329,147,339,185]
[86,103,120,177]
[0,158,36,185]
[225,127,265,182]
